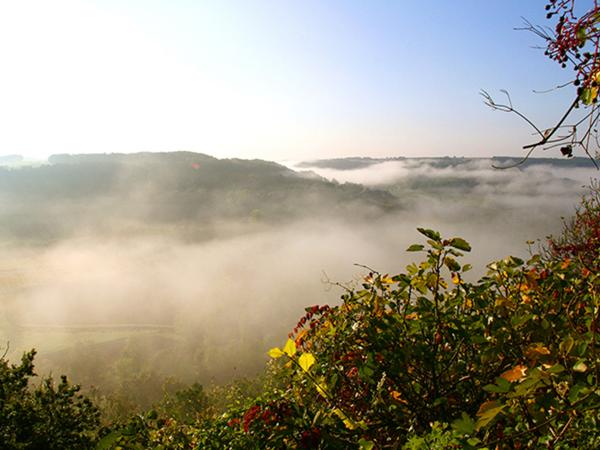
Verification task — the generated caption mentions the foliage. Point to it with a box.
[547,179,600,270]
[205,193,600,448]
[85,184,600,448]
[6,188,599,448]
[0,349,101,449]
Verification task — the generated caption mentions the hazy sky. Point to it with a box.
[0,1,576,161]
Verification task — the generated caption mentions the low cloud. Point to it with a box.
[0,156,595,401]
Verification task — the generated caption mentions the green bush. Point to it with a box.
[0,349,100,449]
[98,192,600,448]
[220,205,600,448]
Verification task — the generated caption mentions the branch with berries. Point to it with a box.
[485,0,600,168]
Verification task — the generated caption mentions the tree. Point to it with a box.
[0,348,101,449]
[483,0,600,168]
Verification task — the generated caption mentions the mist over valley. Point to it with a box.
[0,152,595,411]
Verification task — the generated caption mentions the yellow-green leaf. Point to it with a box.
[358,438,375,450]
[298,352,316,372]
[333,408,358,430]
[268,347,284,358]
[283,338,297,357]
[475,400,505,430]
[581,86,599,105]
[315,378,328,398]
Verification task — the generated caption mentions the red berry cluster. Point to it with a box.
[299,427,322,449]
[242,405,261,432]
[288,304,332,341]
[239,401,293,433]
[544,0,600,96]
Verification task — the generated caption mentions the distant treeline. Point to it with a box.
[0,152,398,243]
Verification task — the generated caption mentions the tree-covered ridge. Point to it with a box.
[0,152,398,242]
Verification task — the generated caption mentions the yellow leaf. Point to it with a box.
[332,408,357,430]
[315,378,328,398]
[268,347,284,359]
[405,312,419,320]
[495,296,514,308]
[283,338,297,357]
[452,273,461,284]
[298,353,316,372]
[381,276,394,284]
[500,365,527,382]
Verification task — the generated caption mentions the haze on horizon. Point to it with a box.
[0,0,576,162]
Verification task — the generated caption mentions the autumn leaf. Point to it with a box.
[390,390,408,405]
[452,273,461,285]
[525,344,551,361]
[268,347,284,358]
[294,329,308,347]
[500,365,528,382]
[298,353,316,372]
[283,338,297,357]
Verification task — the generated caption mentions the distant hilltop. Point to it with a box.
[296,155,599,171]
[0,154,24,165]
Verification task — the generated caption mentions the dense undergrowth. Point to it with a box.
[2,184,600,449]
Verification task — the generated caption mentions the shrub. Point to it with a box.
[0,349,100,449]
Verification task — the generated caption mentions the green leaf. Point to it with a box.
[560,336,574,355]
[283,338,297,357]
[444,256,461,271]
[483,377,511,394]
[298,353,316,372]
[449,237,472,252]
[462,263,473,272]
[96,432,120,450]
[547,364,565,374]
[358,438,375,450]
[511,313,533,328]
[577,27,587,44]
[452,412,476,435]
[406,244,425,252]
[417,227,441,242]
[568,383,591,403]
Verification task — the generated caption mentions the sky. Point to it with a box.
[0,0,578,161]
